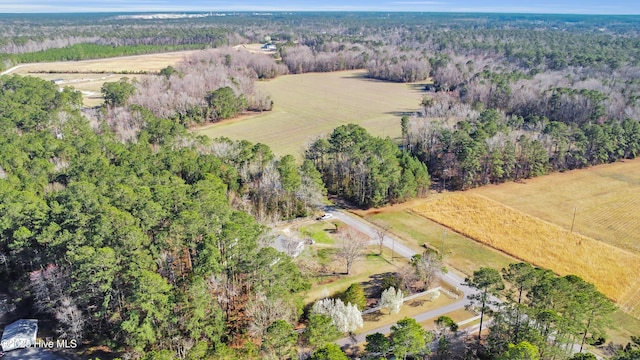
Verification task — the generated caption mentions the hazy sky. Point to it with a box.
[0,0,638,14]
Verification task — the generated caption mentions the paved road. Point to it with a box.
[324,207,482,347]
[2,348,67,359]
[326,207,597,359]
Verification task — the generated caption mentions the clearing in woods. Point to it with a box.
[6,50,202,107]
[194,70,428,157]
[412,192,640,319]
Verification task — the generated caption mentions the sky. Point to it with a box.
[0,0,638,15]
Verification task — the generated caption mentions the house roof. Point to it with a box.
[272,235,305,258]
[1,319,38,352]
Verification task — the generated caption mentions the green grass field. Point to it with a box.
[359,292,456,334]
[301,246,405,304]
[194,70,428,157]
[364,209,516,277]
[299,221,340,245]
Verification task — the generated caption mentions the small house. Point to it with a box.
[272,235,305,258]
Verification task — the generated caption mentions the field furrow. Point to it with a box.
[412,193,640,318]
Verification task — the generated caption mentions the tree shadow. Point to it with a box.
[384,110,419,117]
[408,299,426,307]
[363,311,383,322]
[363,271,397,299]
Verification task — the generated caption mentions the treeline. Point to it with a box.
[0,43,206,65]
[0,74,321,359]
[128,47,287,127]
[279,41,432,82]
[407,106,640,190]
[5,13,640,80]
[306,124,430,208]
[405,70,640,190]
[465,264,615,360]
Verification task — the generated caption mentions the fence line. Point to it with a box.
[456,315,481,327]
[440,287,459,299]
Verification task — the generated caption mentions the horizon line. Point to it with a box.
[1,10,640,16]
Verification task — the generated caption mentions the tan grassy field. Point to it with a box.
[469,159,640,255]
[194,70,427,157]
[9,50,201,74]
[412,193,640,318]
[5,50,201,107]
[359,292,456,334]
[25,73,152,107]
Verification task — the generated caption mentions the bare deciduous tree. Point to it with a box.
[337,228,368,275]
[374,225,389,256]
[412,252,444,289]
[246,293,298,338]
[55,296,85,342]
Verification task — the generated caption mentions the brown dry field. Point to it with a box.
[469,158,640,255]
[194,69,428,157]
[412,193,640,318]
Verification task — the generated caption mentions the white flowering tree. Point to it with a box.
[311,298,363,333]
[380,286,405,314]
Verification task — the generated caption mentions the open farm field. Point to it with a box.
[194,70,428,157]
[4,50,201,106]
[24,73,152,107]
[412,193,640,318]
[468,159,640,254]
[9,50,201,74]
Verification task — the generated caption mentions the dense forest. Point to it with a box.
[0,75,322,358]
[305,124,430,208]
[2,11,640,359]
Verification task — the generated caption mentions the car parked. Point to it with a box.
[317,213,333,220]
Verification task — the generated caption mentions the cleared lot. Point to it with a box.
[195,70,428,157]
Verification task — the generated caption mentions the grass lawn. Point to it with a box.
[419,308,478,329]
[364,209,516,277]
[299,220,340,245]
[195,70,428,158]
[358,292,457,334]
[608,309,640,345]
[301,246,407,304]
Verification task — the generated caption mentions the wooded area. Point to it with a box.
[0,75,315,358]
[2,11,640,359]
